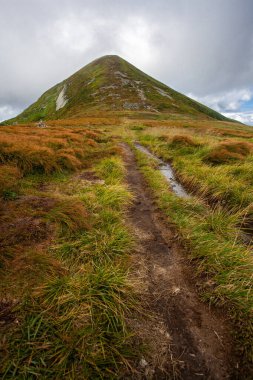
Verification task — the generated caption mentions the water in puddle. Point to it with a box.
[135,143,190,198]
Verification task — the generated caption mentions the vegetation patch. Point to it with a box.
[0,165,21,199]
[136,130,253,210]
[0,124,105,176]
[171,134,200,147]
[204,141,253,165]
[133,145,253,363]
[0,125,138,378]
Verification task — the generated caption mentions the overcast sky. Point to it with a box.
[0,0,253,124]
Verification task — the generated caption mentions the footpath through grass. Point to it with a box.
[132,143,253,364]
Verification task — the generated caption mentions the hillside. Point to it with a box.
[6,55,232,123]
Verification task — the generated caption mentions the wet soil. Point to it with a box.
[134,143,189,198]
[121,143,241,379]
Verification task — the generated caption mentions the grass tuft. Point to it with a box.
[171,134,200,147]
[205,141,252,165]
[0,165,21,199]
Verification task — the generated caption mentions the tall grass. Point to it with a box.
[96,157,125,184]
[0,165,21,199]
[1,156,137,378]
[0,124,104,177]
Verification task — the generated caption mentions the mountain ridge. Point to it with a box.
[5,55,234,123]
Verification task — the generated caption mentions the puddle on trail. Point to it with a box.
[135,143,190,198]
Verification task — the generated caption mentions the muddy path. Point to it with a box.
[121,143,240,380]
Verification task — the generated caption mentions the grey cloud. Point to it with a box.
[0,0,253,121]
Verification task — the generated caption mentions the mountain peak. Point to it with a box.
[7,55,231,123]
[89,54,122,65]
[96,54,121,60]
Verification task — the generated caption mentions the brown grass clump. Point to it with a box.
[46,197,90,234]
[0,193,89,292]
[45,138,67,149]
[47,116,119,127]
[210,128,253,139]
[0,124,104,176]
[86,138,98,147]
[0,196,56,251]
[0,165,21,197]
[205,141,252,164]
[0,216,50,248]
[171,134,199,147]
[85,130,100,139]
[56,152,82,171]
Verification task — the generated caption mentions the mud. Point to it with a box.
[77,170,105,184]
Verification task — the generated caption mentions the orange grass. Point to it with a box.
[0,165,21,197]
[0,124,104,176]
[205,141,253,164]
[171,134,200,147]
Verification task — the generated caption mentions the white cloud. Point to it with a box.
[187,88,253,125]
[116,17,158,70]
[222,111,253,125]
[188,89,253,112]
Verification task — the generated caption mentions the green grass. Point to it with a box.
[133,145,253,363]
[138,132,253,213]
[95,156,125,185]
[1,155,138,379]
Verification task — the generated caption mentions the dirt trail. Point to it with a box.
[122,143,238,379]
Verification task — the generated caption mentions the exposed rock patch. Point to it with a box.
[114,70,128,78]
[154,86,173,99]
[56,84,68,111]
[123,102,140,110]
[136,87,146,102]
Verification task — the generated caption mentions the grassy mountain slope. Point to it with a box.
[6,55,232,123]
